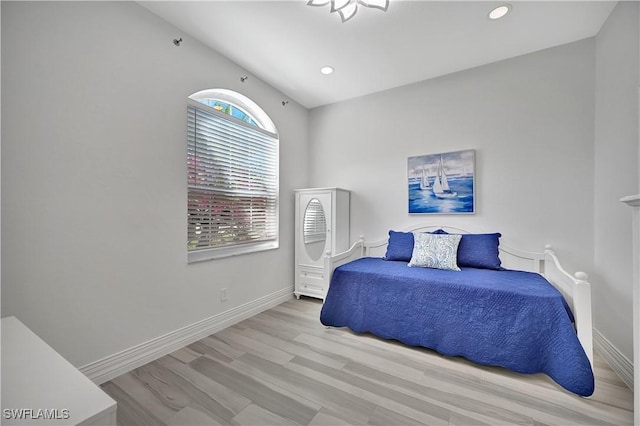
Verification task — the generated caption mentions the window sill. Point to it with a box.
[188,240,279,263]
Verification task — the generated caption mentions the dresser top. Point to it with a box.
[1,316,116,425]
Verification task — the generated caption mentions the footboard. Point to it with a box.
[322,238,364,299]
[543,246,593,366]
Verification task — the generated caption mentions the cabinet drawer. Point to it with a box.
[299,266,324,283]
[299,273,325,291]
[297,265,326,298]
[297,280,324,297]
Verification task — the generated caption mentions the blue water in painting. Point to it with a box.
[408,177,474,214]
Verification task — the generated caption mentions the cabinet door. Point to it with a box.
[298,192,332,266]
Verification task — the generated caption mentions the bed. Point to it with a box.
[319,224,594,396]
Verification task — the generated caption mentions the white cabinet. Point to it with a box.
[294,188,350,300]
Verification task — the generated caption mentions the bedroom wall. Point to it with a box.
[594,1,639,363]
[309,38,596,277]
[1,1,308,367]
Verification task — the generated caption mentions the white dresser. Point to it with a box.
[294,188,350,299]
[1,317,117,425]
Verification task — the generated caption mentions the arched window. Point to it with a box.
[187,89,279,262]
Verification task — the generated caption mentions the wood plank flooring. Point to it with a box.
[101,298,633,425]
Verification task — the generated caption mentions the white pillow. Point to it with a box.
[408,232,462,271]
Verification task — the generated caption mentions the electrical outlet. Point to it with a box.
[220,288,228,302]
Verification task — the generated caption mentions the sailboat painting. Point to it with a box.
[408,149,475,214]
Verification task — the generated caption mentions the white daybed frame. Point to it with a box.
[323,224,593,366]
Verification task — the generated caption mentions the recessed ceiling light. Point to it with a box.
[489,4,511,20]
[320,66,334,75]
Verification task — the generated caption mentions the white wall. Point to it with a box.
[594,1,639,362]
[309,39,596,276]
[1,1,308,367]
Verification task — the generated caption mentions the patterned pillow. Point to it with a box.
[408,232,462,271]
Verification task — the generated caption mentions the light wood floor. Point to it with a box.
[101,298,633,426]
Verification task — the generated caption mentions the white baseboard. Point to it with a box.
[80,287,294,385]
[593,328,634,389]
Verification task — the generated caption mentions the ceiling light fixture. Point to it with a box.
[489,4,511,20]
[320,66,334,75]
[307,0,389,23]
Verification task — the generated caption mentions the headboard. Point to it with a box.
[362,224,545,273]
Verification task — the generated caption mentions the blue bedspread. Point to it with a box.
[320,257,594,396]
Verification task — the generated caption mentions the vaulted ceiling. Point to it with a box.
[140,1,616,108]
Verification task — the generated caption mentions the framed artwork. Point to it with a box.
[408,149,475,214]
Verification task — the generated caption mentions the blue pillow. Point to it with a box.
[457,233,502,270]
[383,230,414,261]
[429,230,502,269]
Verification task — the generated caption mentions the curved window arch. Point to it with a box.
[195,98,258,127]
[187,89,279,262]
[189,89,277,134]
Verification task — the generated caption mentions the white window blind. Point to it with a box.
[187,100,279,261]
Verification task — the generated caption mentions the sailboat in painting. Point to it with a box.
[432,156,457,199]
[420,165,431,190]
